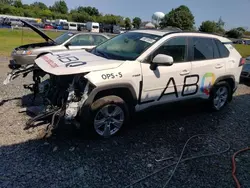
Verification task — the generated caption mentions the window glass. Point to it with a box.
[214,39,230,58]
[152,37,187,63]
[193,37,214,60]
[93,32,160,60]
[70,35,94,46]
[54,32,75,45]
[92,35,108,45]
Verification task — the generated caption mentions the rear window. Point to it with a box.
[70,24,76,27]
[214,39,230,58]
[93,26,99,29]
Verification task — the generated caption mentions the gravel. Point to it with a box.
[1,58,250,188]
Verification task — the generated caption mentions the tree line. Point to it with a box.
[0,0,142,29]
[0,0,248,38]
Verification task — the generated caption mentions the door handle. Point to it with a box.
[180,70,190,75]
[215,64,223,69]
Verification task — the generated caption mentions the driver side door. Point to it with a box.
[140,36,196,106]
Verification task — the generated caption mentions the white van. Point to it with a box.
[86,22,99,33]
[68,22,78,31]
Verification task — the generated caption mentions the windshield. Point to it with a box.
[93,32,161,60]
[54,32,75,45]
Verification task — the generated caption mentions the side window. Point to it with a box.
[214,39,230,58]
[69,35,94,46]
[152,37,188,63]
[92,35,108,45]
[193,37,215,60]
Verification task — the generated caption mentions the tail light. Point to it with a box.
[239,58,245,66]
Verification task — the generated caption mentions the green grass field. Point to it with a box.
[0,29,249,58]
[0,28,62,56]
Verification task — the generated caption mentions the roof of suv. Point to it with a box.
[129,29,232,43]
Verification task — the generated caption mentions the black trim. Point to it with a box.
[138,81,155,104]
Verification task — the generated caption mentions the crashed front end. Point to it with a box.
[3,65,94,130]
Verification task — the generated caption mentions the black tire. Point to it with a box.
[80,95,129,138]
[209,81,232,111]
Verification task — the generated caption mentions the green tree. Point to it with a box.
[71,12,93,22]
[31,2,48,10]
[0,0,14,4]
[236,27,246,33]
[161,5,195,30]
[199,20,218,33]
[77,6,100,16]
[216,17,225,34]
[51,0,68,14]
[132,17,142,29]
[124,17,131,30]
[13,0,22,8]
[226,28,243,39]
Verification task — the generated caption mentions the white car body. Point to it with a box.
[4,29,244,138]
[35,30,243,112]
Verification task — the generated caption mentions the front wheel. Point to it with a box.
[210,81,232,111]
[80,95,129,138]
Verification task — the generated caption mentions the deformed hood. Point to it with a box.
[20,20,55,43]
[35,50,124,75]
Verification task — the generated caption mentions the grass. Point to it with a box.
[0,28,62,56]
[0,28,249,58]
[234,44,250,58]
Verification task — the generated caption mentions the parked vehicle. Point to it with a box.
[44,24,54,29]
[112,25,121,34]
[3,29,244,138]
[86,22,100,33]
[5,20,109,69]
[240,56,250,83]
[68,22,78,31]
[77,23,87,31]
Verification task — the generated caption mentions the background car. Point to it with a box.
[240,56,250,85]
[9,20,110,69]
[44,23,54,29]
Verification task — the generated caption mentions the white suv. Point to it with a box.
[4,30,244,138]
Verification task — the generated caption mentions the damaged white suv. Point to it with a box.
[3,30,244,138]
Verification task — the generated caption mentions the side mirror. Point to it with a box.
[150,54,173,70]
[65,42,71,49]
[152,54,174,65]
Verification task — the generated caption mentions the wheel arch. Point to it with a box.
[82,83,138,114]
[213,75,235,101]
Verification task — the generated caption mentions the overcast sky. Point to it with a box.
[23,0,250,30]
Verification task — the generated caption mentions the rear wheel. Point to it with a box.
[80,95,129,138]
[210,81,231,111]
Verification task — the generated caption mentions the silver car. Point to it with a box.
[9,20,110,69]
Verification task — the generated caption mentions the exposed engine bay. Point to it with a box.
[3,65,93,131]
[15,42,55,51]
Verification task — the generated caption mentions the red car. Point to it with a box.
[44,24,53,29]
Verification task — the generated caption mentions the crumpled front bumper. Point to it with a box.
[3,64,36,85]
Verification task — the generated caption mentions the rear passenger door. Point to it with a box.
[190,37,226,98]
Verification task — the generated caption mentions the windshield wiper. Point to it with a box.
[96,50,109,59]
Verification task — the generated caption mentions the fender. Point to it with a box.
[211,75,236,101]
[84,83,138,106]
[214,75,235,86]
